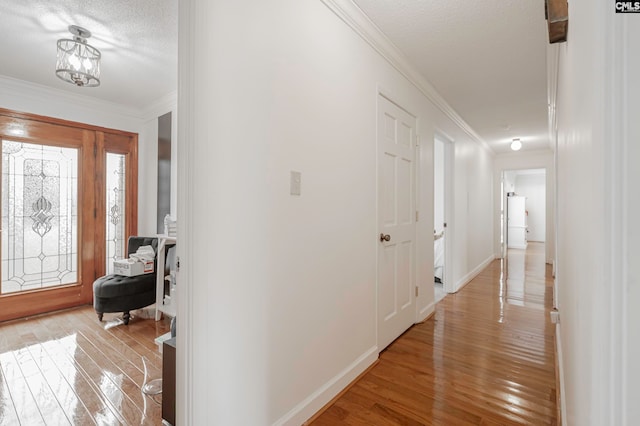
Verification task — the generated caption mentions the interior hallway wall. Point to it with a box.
[551,0,639,424]
[626,13,640,425]
[177,0,495,424]
[137,94,178,235]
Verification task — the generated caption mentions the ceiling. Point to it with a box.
[354,0,550,154]
[0,0,178,111]
[0,1,549,153]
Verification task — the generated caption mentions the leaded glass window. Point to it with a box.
[1,140,78,294]
[105,153,126,274]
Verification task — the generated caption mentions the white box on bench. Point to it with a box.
[113,258,154,276]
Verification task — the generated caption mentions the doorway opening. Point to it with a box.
[433,136,453,301]
[502,168,546,303]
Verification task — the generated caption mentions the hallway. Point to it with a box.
[310,243,556,425]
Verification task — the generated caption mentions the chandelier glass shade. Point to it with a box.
[56,25,101,87]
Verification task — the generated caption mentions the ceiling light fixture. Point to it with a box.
[510,138,522,151]
[56,25,101,87]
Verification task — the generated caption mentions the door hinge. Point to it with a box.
[94,208,97,218]
[415,135,420,147]
[93,144,97,157]
[415,211,419,222]
[176,256,181,271]
[415,286,419,297]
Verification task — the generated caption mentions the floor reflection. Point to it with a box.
[0,307,168,425]
[504,242,549,309]
[311,239,558,425]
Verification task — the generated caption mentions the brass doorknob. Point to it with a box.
[380,233,391,242]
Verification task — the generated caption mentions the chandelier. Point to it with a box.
[55,25,101,87]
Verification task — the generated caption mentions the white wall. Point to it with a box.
[551,0,638,424]
[0,76,143,133]
[493,150,555,263]
[626,14,640,425]
[138,93,178,235]
[504,170,516,193]
[177,0,495,424]
[452,139,495,291]
[515,174,545,242]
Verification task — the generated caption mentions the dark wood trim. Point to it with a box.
[102,132,139,243]
[94,132,106,279]
[546,0,568,43]
[80,129,97,305]
[129,134,139,238]
[0,108,138,138]
[0,286,89,321]
[0,108,139,322]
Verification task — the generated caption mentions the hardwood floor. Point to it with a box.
[0,244,555,425]
[0,307,169,425]
[310,242,557,425]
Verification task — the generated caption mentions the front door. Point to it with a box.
[377,94,417,351]
[0,111,137,322]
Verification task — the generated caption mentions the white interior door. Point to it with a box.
[377,94,416,351]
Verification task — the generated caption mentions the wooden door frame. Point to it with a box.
[94,132,139,278]
[0,108,137,322]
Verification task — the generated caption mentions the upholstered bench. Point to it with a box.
[93,236,158,325]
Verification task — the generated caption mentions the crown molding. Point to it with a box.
[142,90,178,122]
[0,75,146,121]
[320,0,494,155]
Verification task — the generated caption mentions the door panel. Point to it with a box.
[377,95,417,351]
[1,141,79,293]
[379,245,395,320]
[0,110,137,322]
[105,153,127,274]
[397,240,413,309]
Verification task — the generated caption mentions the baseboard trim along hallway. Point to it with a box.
[273,346,379,426]
[309,242,557,425]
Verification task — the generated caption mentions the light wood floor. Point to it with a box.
[311,242,557,425]
[0,308,169,425]
[0,244,555,425]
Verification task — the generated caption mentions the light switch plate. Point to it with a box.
[290,171,301,196]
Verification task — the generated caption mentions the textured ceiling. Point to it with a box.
[353,0,550,154]
[0,1,548,152]
[0,0,177,111]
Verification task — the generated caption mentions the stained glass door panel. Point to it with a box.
[105,153,126,274]
[1,140,78,294]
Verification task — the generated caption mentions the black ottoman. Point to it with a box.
[93,237,158,324]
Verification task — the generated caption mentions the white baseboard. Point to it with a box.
[273,346,379,426]
[418,302,435,322]
[555,323,566,424]
[455,254,495,292]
